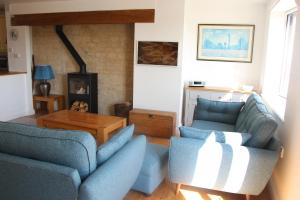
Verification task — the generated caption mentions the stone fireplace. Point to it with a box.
[32,24,134,115]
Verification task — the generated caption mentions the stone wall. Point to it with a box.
[32,24,134,115]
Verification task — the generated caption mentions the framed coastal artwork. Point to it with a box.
[137,41,178,66]
[197,24,255,63]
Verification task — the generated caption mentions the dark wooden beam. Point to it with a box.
[11,9,155,26]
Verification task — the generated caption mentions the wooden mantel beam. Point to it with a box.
[11,9,155,26]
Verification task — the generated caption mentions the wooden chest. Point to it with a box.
[129,108,176,138]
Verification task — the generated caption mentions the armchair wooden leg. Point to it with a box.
[176,184,181,195]
[246,194,250,200]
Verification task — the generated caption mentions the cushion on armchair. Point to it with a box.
[179,126,251,146]
[96,125,134,165]
[194,98,245,125]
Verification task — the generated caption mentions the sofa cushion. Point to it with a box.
[194,98,245,125]
[96,125,134,165]
[180,126,251,146]
[192,120,235,132]
[0,122,97,179]
[180,126,209,140]
[235,93,278,148]
[235,93,266,130]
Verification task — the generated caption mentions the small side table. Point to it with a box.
[33,95,65,114]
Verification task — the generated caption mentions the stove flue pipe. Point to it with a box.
[55,25,87,74]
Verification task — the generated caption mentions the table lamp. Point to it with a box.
[34,64,55,96]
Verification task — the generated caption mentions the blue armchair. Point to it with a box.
[0,122,146,200]
[169,93,281,199]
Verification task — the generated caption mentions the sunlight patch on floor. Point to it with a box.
[180,189,225,200]
[180,189,204,200]
[207,194,224,200]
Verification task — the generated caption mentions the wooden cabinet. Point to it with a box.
[184,86,251,126]
[129,108,176,138]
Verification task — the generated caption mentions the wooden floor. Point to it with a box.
[10,115,272,200]
[125,181,271,200]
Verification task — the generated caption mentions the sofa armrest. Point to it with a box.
[78,135,146,200]
[169,136,279,195]
[0,152,81,200]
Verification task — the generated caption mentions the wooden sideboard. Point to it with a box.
[184,86,252,126]
[129,108,176,138]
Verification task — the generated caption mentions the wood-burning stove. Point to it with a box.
[56,25,98,113]
[68,72,98,113]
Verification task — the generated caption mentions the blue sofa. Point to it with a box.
[169,93,281,197]
[0,122,146,200]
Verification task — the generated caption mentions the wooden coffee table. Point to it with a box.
[37,110,127,144]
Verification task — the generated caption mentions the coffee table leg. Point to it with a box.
[57,96,65,111]
[97,120,126,144]
[97,130,109,144]
[36,118,44,127]
[123,119,127,127]
[47,99,55,113]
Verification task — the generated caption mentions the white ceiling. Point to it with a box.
[0,0,72,5]
[0,0,271,8]
[0,0,271,4]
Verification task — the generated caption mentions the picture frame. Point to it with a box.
[197,24,255,63]
[137,41,178,66]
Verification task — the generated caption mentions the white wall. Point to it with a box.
[182,0,267,91]
[265,1,300,199]
[6,26,32,73]
[133,0,185,125]
[0,74,30,121]
[0,5,34,120]
[271,9,300,199]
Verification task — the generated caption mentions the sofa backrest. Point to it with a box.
[0,122,97,179]
[235,93,278,148]
[194,98,245,125]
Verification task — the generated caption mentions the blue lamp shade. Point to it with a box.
[34,65,55,80]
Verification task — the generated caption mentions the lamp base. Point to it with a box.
[39,81,51,96]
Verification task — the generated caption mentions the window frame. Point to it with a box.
[262,6,298,121]
[278,10,297,99]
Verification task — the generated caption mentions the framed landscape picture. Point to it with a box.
[137,41,178,66]
[197,24,255,62]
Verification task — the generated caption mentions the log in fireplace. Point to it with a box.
[55,25,98,113]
